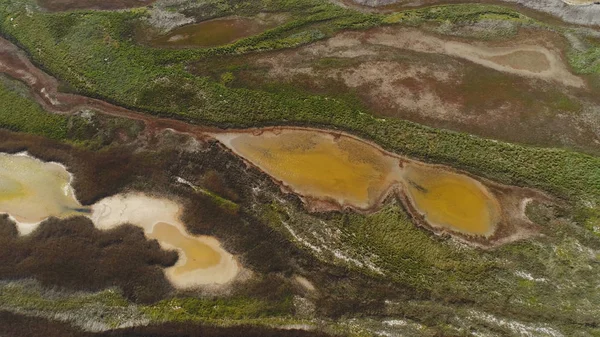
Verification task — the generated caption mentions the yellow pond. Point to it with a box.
[0,153,86,234]
[214,130,403,209]
[215,129,501,236]
[403,164,500,236]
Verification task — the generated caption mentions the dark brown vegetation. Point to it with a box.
[0,215,177,303]
[37,0,156,12]
[0,311,333,337]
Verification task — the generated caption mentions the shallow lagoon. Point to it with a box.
[216,128,502,237]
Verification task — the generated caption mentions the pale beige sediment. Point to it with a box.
[90,193,241,288]
[0,152,86,235]
[562,0,598,5]
[0,150,242,288]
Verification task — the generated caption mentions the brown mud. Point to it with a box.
[37,0,157,12]
[141,15,287,49]
[0,35,554,247]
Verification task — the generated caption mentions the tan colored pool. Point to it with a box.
[91,193,240,288]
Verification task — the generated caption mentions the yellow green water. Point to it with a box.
[217,130,403,209]
[0,153,86,232]
[216,129,501,236]
[149,222,222,275]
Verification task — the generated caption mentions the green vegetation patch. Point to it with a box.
[383,4,530,25]
[0,76,70,140]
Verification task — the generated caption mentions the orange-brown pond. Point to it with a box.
[214,128,503,237]
[402,163,500,236]
[214,130,403,210]
[148,15,283,48]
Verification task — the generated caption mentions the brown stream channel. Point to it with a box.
[0,36,550,247]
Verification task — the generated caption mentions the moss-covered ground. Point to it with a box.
[0,0,599,336]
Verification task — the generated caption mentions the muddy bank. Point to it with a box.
[213,127,550,248]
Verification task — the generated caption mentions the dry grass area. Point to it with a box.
[210,27,600,154]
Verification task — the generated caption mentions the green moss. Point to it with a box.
[0,76,69,140]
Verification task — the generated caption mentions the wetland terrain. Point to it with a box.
[0,0,600,336]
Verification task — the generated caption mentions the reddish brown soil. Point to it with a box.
[37,0,156,12]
